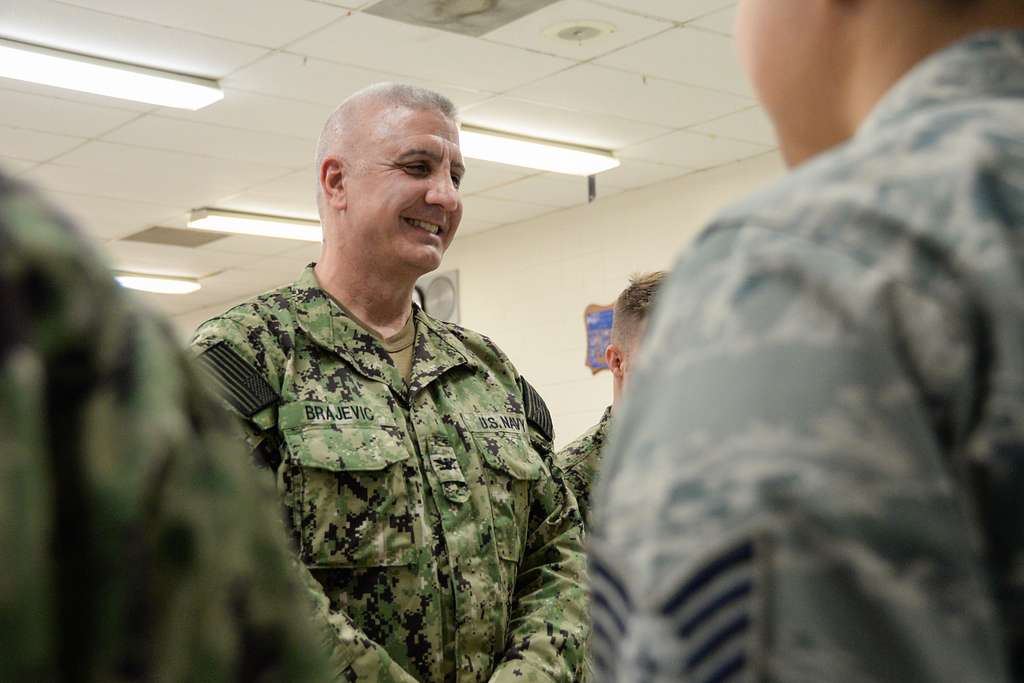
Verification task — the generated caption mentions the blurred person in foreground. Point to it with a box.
[555,271,664,527]
[191,83,587,683]
[589,1,1024,681]
[0,171,337,681]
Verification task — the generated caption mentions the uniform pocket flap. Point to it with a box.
[284,425,409,472]
[473,432,543,480]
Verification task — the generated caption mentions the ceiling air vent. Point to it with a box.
[365,0,559,37]
[122,226,228,248]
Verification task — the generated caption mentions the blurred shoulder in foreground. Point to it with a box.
[0,171,337,682]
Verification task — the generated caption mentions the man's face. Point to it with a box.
[336,104,464,276]
[736,0,847,164]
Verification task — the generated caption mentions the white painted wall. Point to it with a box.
[441,152,785,448]
[175,151,785,448]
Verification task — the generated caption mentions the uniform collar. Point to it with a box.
[859,30,1024,138]
[408,306,474,396]
[291,265,471,395]
[595,405,613,439]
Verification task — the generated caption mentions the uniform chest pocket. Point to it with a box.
[283,424,417,568]
[471,429,543,562]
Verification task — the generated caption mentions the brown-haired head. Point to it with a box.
[611,271,666,351]
[608,271,666,409]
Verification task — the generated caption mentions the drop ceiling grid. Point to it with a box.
[0,0,767,324]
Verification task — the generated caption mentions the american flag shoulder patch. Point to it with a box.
[196,341,279,418]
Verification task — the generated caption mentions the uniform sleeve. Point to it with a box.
[191,315,419,683]
[555,457,593,525]
[492,385,589,683]
[0,177,339,682]
[588,226,1008,683]
[554,424,604,526]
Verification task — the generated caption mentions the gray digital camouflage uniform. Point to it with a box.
[555,407,612,526]
[0,173,338,682]
[191,265,587,683]
[590,31,1024,683]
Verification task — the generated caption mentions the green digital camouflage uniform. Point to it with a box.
[191,265,588,683]
[0,173,338,682]
[554,407,611,526]
[590,31,1024,683]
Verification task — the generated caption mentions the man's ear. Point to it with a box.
[320,156,347,211]
[606,344,624,378]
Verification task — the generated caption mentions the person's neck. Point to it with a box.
[314,251,415,339]
[849,6,1024,135]
[785,6,1024,167]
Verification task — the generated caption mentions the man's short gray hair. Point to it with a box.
[314,82,459,176]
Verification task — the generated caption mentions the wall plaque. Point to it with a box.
[584,304,614,374]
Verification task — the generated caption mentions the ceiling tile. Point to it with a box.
[244,170,318,200]
[690,5,736,35]
[594,0,734,23]
[313,0,377,6]
[594,158,692,189]
[1,0,267,79]
[596,27,752,97]
[157,89,334,139]
[692,106,776,146]
[100,240,251,278]
[195,268,295,303]
[128,289,210,318]
[462,196,554,224]
[0,87,140,137]
[215,192,320,221]
[619,130,768,168]
[289,13,575,92]
[456,218,503,237]
[40,192,184,241]
[0,126,85,162]
[459,159,538,195]
[0,157,37,176]
[365,0,560,37]
[102,116,313,169]
[55,0,346,48]
[224,52,492,109]
[234,253,313,278]
[481,173,614,208]
[507,64,752,129]
[461,96,669,149]
[28,144,290,206]
[199,234,312,257]
[483,0,670,61]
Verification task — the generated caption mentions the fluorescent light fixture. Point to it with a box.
[116,274,201,295]
[0,38,223,110]
[460,126,620,176]
[189,208,322,242]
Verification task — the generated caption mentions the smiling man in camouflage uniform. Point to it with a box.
[590,1,1024,682]
[192,83,587,683]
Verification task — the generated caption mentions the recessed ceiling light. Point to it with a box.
[115,273,201,295]
[188,208,322,242]
[0,38,223,110]
[543,20,616,44]
[460,126,619,176]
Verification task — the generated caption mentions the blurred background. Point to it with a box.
[0,0,782,446]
